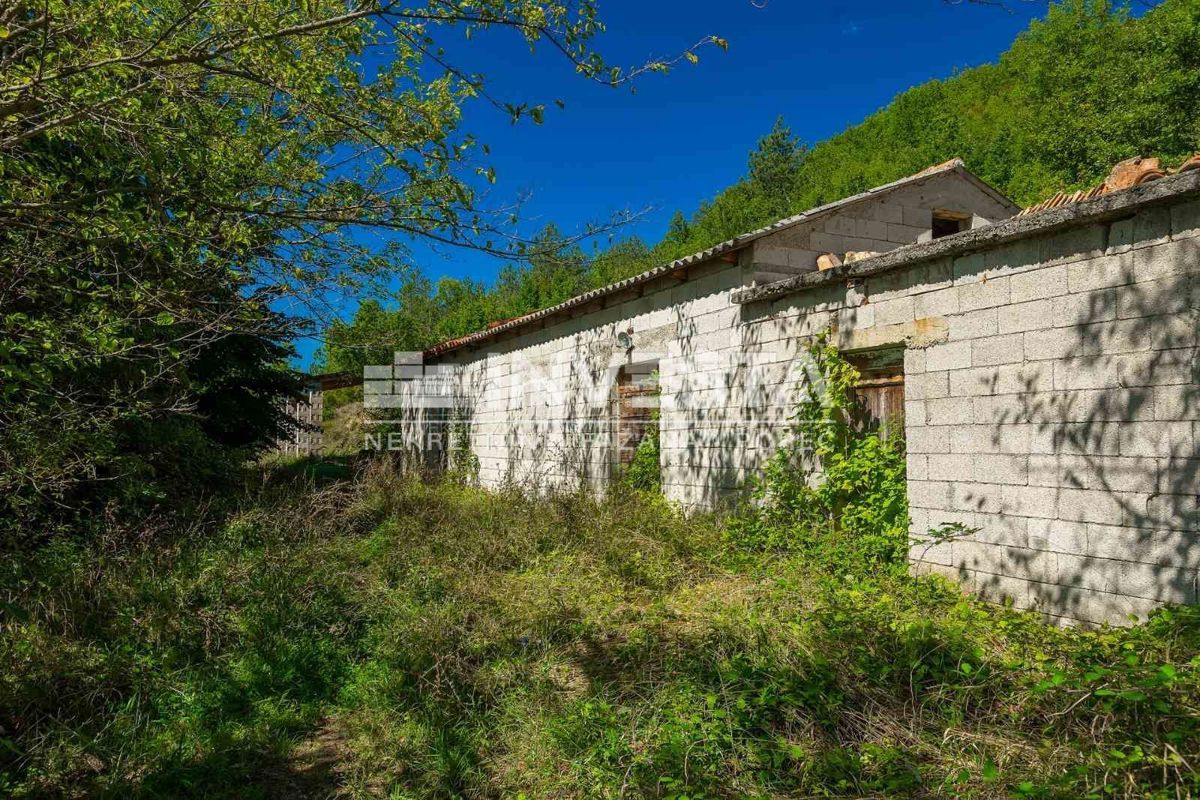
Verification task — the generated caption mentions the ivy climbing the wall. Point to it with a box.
[728,334,910,574]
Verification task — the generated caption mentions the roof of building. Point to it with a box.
[424,159,1015,358]
[731,154,1200,306]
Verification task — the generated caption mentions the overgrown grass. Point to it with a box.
[1,463,1198,798]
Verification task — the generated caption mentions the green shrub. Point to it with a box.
[728,335,910,573]
[2,462,1198,799]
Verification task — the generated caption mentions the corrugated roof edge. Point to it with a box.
[731,166,1200,306]
[424,159,1011,357]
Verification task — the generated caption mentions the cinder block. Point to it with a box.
[995,363,1052,395]
[968,570,1030,607]
[926,397,974,426]
[908,425,952,454]
[1010,265,1068,303]
[925,340,973,372]
[958,277,1011,311]
[1051,289,1118,328]
[1154,384,1199,421]
[1133,206,1173,249]
[974,454,1029,485]
[907,370,949,400]
[1027,517,1089,555]
[1106,217,1137,255]
[873,296,916,326]
[950,424,1010,454]
[1170,198,1200,240]
[907,453,928,481]
[973,393,1033,425]
[1066,252,1133,293]
[914,287,960,317]
[928,453,975,481]
[973,334,1025,367]
[1119,421,1193,458]
[1022,329,1072,361]
[1000,484,1058,519]
[950,309,999,340]
[952,481,1002,514]
[909,479,954,509]
[1040,223,1108,267]
[1057,488,1130,525]
[904,348,927,374]
[903,206,933,229]
[949,366,1000,397]
[905,400,928,426]
[998,299,1055,335]
[1145,492,1199,531]
[952,252,987,283]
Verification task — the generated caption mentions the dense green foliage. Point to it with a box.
[3,463,1198,798]
[729,337,910,572]
[0,0,712,532]
[319,0,1200,371]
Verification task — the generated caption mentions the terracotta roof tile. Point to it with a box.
[1020,154,1198,217]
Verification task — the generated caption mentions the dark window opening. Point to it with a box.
[846,347,905,442]
[932,211,970,240]
[613,361,659,469]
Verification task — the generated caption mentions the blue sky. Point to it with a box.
[297,0,1052,367]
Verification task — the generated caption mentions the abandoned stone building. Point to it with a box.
[383,156,1200,625]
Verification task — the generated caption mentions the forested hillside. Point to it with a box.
[319,0,1200,372]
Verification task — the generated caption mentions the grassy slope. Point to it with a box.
[2,465,1198,799]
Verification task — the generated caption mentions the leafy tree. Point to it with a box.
[0,0,719,533]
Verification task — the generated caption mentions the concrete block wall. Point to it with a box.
[415,175,1198,625]
[745,196,1199,625]
[749,172,1015,284]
